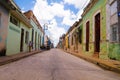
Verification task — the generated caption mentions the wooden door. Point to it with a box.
[94,13,100,53]
[86,21,90,51]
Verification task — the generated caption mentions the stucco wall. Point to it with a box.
[108,0,120,60]
[6,15,31,55]
[20,22,30,52]
[30,19,41,50]
[82,0,108,59]
[108,43,120,60]
[6,22,21,55]
[0,5,9,56]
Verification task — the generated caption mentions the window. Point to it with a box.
[10,16,19,26]
[111,24,118,42]
[78,28,82,44]
[25,31,29,44]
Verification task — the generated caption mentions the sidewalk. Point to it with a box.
[64,50,120,74]
[0,50,42,66]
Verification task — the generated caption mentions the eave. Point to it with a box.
[82,0,98,17]
[10,10,32,28]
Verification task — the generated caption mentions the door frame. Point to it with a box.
[20,28,24,52]
[94,12,101,53]
[86,21,90,51]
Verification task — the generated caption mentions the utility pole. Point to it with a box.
[42,23,53,48]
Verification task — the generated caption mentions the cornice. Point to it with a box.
[82,0,98,17]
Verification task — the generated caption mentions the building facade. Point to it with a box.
[0,0,43,56]
[82,0,108,59]
[24,10,44,50]
[106,0,120,60]
[0,0,9,56]
[57,0,120,61]
[75,19,83,54]
[6,0,33,55]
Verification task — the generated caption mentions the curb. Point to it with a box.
[73,53,120,74]
[63,50,120,74]
[0,50,43,66]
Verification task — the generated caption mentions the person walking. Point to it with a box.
[28,41,33,52]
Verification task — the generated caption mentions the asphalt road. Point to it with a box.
[0,49,120,80]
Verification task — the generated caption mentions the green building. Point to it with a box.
[82,0,109,59]
[81,0,120,60]
[0,0,43,56]
[24,10,44,50]
[6,0,33,55]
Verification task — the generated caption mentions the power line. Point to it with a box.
[80,0,90,10]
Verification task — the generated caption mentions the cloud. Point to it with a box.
[33,0,77,26]
[33,0,90,46]
[62,11,77,26]
[46,19,66,46]
[64,0,90,9]
[33,0,75,46]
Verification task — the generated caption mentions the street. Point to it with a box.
[0,49,120,80]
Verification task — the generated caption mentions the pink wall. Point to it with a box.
[0,5,9,56]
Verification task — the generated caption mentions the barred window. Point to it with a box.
[111,24,118,42]
[10,16,19,26]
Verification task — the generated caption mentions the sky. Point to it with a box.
[14,0,90,46]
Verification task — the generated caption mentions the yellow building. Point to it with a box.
[65,34,69,50]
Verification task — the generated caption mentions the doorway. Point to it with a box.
[20,28,24,52]
[35,32,37,49]
[94,13,100,53]
[86,21,90,51]
[31,29,34,49]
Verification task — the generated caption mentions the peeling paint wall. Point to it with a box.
[82,0,108,59]
[107,0,120,60]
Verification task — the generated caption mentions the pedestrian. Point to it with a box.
[28,41,33,52]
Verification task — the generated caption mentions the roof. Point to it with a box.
[0,0,33,28]
[82,0,98,17]
[24,10,44,33]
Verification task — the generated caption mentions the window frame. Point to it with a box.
[10,15,19,27]
[25,31,29,44]
[110,23,118,42]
